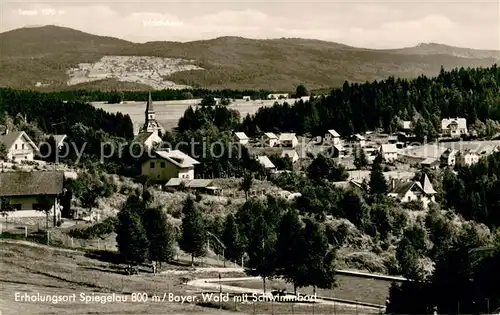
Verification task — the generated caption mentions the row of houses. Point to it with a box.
[335,173,437,209]
[399,117,468,138]
[0,129,67,162]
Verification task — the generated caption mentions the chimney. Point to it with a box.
[3,128,8,135]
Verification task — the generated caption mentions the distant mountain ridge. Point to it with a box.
[0,25,498,91]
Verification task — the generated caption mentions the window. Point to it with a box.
[150,162,155,168]
[160,162,165,168]
[15,144,17,149]
[22,144,25,149]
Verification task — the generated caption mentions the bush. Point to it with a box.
[403,200,424,211]
[68,217,117,239]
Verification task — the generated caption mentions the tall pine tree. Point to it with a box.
[179,196,207,265]
[142,207,177,272]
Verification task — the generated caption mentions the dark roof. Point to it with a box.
[133,132,153,144]
[0,131,25,149]
[389,181,415,197]
[0,171,64,196]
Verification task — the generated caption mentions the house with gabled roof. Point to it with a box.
[401,121,412,132]
[43,134,68,150]
[0,171,64,221]
[279,133,298,148]
[165,178,222,195]
[263,132,279,147]
[257,155,276,172]
[234,132,249,145]
[133,131,162,150]
[441,118,468,138]
[440,149,457,167]
[352,134,366,147]
[141,149,200,182]
[456,149,480,166]
[324,129,341,145]
[387,174,437,209]
[0,130,39,161]
[380,144,398,162]
[281,149,300,163]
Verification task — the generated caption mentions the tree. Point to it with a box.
[116,203,149,274]
[239,172,254,200]
[108,91,124,104]
[0,142,7,160]
[36,195,56,229]
[245,213,277,293]
[369,160,388,195]
[39,136,58,163]
[295,84,309,98]
[276,209,305,294]
[142,207,176,273]
[222,213,245,262]
[0,197,14,229]
[353,145,368,169]
[299,218,336,294]
[179,197,207,265]
[200,95,216,107]
[396,224,429,281]
[307,154,348,182]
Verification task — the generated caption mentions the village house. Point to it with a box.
[420,158,440,169]
[330,144,347,158]
[281,149,300,163]
[0,171,64,222]
[401,121,412,132]
[263,132,279,147]
[279,133,298,148]
[43,134,68,150]
[441,118,468,138]
[0,130,38,161]
[133,132,162,151]
[165,178,223,196]
[352,134,366,147]
[267,93,289,100]
[324,129,341,145]
[257,155,276,172]
[380,144,398,162]
[387,174,437,209]
[234,132,249,145]
[456,149,480,166]
[141,149,200,182]
[440,149,457,167]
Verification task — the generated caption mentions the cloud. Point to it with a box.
[0,2,498,50]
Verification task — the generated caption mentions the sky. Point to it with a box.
[1,0,499,50]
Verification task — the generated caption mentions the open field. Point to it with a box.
[0,241,237,315]
[92,98,292,133]
[0,240,385,315]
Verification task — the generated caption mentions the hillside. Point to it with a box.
[0,25,498,91]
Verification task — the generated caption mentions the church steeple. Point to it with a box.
[145,91,155,122]
[140,91,164,136]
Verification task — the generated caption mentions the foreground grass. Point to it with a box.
[223,275,394,306]
[0,240,383,315]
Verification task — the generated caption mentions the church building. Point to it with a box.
[133,92,164,150]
